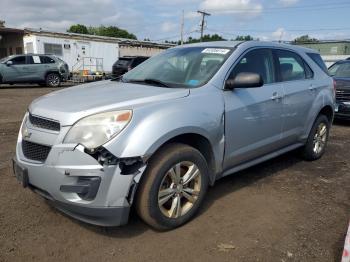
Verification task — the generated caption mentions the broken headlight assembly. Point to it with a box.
[64,110,132,150]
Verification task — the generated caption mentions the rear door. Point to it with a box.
[274,49,315,144]
[26,55,46,81]
[223,48,285,169]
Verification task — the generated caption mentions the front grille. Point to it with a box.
[22,140,51,162]
[29,114,60,131]
[336,90,350,102]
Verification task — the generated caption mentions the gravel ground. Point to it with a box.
[0,85,349,262]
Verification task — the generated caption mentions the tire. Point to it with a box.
[136,143,209,230]
[45,73,61,87]
[301,114,330,161]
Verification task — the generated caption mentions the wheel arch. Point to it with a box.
[143,132,217,186]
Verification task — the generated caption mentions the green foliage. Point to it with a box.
[67,24,137,40]
[293,35,319,44]
[184,34,226,44]
[67,24,89,34]
[234,35,254,41]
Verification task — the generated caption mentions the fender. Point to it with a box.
[301,83,335,141]
[103,87,226,175]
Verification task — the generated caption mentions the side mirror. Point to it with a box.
[225,72,264,90]
[6,61,13,66]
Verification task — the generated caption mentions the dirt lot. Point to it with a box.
[0,85,349,262]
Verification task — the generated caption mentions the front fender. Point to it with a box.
[103,87,225,171]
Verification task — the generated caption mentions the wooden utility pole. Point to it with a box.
[180,10,184,45]
[197,10,211,42]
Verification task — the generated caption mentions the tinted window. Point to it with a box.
[307,53,328,74]
[276,50,306,81]
[328,62,350,78]
[40,56,55,64]
[116,58,132,67]
[229,48,275,84]
[28,55,42,64]
[9,56,26,65]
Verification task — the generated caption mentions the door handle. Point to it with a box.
[308,85,316,91]
[271,92,283,101]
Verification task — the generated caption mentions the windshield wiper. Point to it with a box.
[126,78,172,88]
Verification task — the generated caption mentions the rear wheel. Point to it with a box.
[301,115,330,161]
[45,73,61,87]
[136,143,209,230]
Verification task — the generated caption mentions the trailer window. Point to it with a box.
[44,43,63,56]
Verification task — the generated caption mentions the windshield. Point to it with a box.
[329,62,350,78]
[0,56,9,63]
[122,47,233,88]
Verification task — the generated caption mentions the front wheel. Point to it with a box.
[136,143,209,230]
[46,73,61,87]
[301,115,330,161]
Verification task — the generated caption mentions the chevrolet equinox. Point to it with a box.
[13,41,335,230]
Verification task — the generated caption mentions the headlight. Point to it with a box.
[64,110,132,149]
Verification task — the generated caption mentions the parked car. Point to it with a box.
[0,54,69,87]
[112,56,149,77]
[328,60,350,119]
[13,41,335,230]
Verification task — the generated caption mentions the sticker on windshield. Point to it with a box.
[202,48,230,55]
[187,80,199,86]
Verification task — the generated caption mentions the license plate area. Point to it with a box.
[12,159,29,188]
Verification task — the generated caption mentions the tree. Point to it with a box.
[184,34,225,44]
[67,24,137,39]
[67,24,89,34]
[235,35,254,41]
[293,35,319,44]
[88,25,137,39]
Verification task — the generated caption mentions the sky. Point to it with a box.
[1,0,350,42]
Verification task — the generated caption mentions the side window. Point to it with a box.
[276,50,307,82]
[307,53,328,75]
[9,56,26,65]
[27,56,41,64]
[40,56,55,64]
[229,49,275,84]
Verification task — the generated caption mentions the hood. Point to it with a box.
[29,80,190,126]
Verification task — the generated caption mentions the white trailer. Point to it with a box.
[23,30,119,74]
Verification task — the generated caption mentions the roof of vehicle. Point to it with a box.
[176,40,319,54]
[119,56,149,59]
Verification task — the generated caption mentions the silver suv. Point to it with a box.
[13,41,335,230]
[0,54,69,87]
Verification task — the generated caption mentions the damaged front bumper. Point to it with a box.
[14,137,146,227]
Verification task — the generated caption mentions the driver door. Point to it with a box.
[2,56,28,82]
[223,48,285,170]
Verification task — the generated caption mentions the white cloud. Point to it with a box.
[161,22,178,33]
[271,27,287,40]
[185,11,201,19]
[200,0,263,18]
[279,0,300,7]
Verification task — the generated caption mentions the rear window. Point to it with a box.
[328,62,350,78]
[307,53,328,74]
[115,58,132,67]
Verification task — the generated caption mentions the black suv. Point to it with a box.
[112,56,149,77]
[329,60,350,119]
